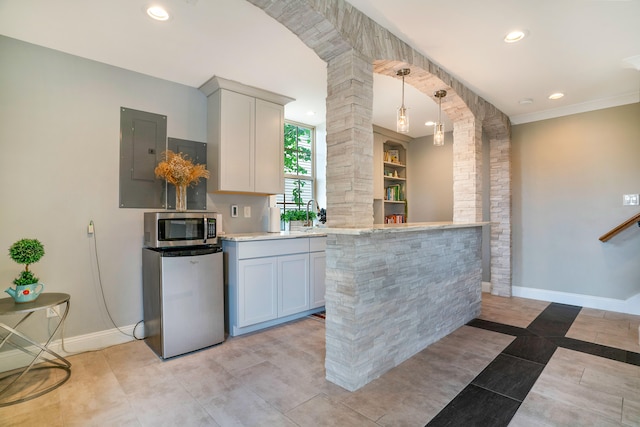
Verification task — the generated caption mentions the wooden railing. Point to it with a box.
[599,212,640,242]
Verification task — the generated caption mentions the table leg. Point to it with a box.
[0,300,72,406]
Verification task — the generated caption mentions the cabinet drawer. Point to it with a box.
[309,237,326,252]
[238,238,309,259]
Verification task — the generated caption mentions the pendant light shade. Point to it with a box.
[433,90,447,146]
[434,122,445,146]
[396,69,410,133]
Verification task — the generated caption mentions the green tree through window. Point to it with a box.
[278,123,314,217]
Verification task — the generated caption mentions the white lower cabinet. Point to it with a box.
[278,254,309,317]
[224,236,326,336]
[238,257,277,327]
[309,236,326,309]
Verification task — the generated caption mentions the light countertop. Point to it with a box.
[332,221,488,235]
[220,230,328,242]
[221,222,487,242]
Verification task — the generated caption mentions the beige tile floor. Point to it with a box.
[1,294,639,426]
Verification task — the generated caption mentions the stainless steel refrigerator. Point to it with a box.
[142,245,224,359]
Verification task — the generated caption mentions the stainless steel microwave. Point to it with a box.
[144,212,219,248]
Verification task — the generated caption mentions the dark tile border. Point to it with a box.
[465,318,533,337]
[471,353,546,402]
[425,302,640,426]
[426,384,520,427]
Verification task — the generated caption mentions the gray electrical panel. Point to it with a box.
[119,107,166,208]
[166,138,207,211]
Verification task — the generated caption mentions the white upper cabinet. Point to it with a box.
[201,76,293,194]
[255,99,285,194]
[217,90,255,192]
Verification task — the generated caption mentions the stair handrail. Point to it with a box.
[599,212,640,242]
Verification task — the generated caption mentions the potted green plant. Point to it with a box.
[5,238,45,303]
[281,209,317,230]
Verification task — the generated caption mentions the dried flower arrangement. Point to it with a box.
[154,150,209,211]
[154,150,209,187]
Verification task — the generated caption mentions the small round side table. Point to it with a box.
[0,293,71,406]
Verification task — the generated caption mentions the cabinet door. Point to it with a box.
[254,99,284,194]
[238,257,277,327]
[310,251,326,309]
[219,90,255,192]
[278,253,309,317]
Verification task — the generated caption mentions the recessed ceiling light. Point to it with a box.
[306,111,316,116]
[548,92,564,100]
[147,5,170,21]
[425,121,435,126]
[519,98,534,105]
[504,30,527,43]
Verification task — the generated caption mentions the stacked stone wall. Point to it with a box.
[325,50,374,228]
[490,136,512,296]
[324,228,483,391]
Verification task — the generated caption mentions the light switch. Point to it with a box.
[244,206,251,218]
[231,205,238,217]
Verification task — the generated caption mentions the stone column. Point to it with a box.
[325,49,374,228]
[489,135,512,296]
[452,117,483,222]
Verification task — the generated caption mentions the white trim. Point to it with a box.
[510,92,639,125]
[198,76,294,105]
[481,281,492,293]
[0,324,144,372]
[511,286,640,315]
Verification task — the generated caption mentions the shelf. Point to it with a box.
[384,161,405,169]
[374,136,409,225]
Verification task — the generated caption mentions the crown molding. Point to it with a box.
[510,91,640,125]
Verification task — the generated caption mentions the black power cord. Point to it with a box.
[90,220,144,341]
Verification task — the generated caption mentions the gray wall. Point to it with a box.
[407,104,640,301]
[0,36,206,339]
[407,131,491,283]
[512,103,640,299]
[407,132,454,221]
[0,36,267,344]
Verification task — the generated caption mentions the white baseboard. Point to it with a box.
[481,282,492,293]
[512,286,640,316]
[0,323,144,372]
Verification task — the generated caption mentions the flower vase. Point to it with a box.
[175,184,187,212]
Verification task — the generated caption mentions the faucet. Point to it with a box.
[306,199,319,227]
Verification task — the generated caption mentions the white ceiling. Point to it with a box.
[1,0,639,138]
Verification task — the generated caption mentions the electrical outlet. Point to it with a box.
[87,220,94,234]
[244,206,251,218]
[46,307,59,318]
[623,194,639,206]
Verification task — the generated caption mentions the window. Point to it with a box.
[277,122,314,214]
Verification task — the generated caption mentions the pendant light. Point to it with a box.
[396,68,410,133]
[433,89,447,146]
